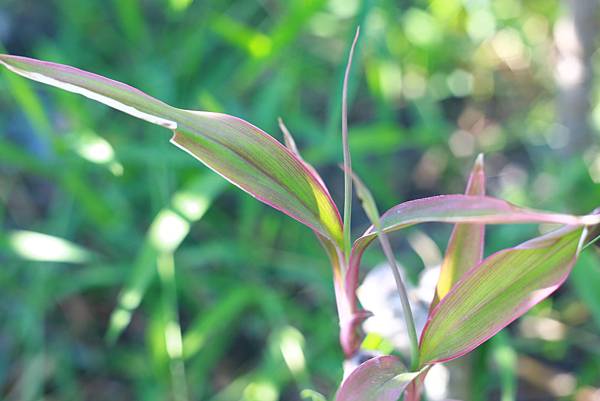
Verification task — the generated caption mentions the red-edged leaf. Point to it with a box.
[346,194,600,308]
[0,54,343,246]
[335,356,421,401]
[433,154,486,308]
[418,224,592,366]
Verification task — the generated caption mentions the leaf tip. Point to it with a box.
[474,153,485,171]
[278,117,300,156]
[353,25,361,41]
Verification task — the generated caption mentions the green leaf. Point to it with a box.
[335,356,420,401]
[346,195,600,310]
[0,54,343,246]
[433,154,486,307]
[341,27,360,260]
[418,225,590,366]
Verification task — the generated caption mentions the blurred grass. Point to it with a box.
[1,0,600,400]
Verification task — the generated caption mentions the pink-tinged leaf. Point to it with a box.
[418,224,592,366]
[408,181,484,396]
[315,230,362,357]
[275,117,360,355]
[432,154,486,308]
[335,356,421,401]
[346,194,600,310]
[0,55,343,245]
[278,117,329,193]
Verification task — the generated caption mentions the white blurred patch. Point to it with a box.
[424,364,450,401]
[149,210,190,253]
[8,230,90,263]
[357,262,440,352]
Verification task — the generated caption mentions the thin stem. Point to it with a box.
[342,27,360,262]
[346,166,420,369]
[375,229,420,370]
[583,232,600,250]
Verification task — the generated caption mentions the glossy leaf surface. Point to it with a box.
[433,154,486,307]
[335,356,420,401]
[346,195,600,301]
[0,55,343,245]
[419,225,589,365]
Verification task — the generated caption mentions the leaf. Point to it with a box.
[433,154,486,307]
[335,356,421,401]
[418,225,591,366]
[341,26,360,258]
[346,194,600,308]
[278,117,328,193]
[0,54,343,246]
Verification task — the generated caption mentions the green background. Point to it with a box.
[1,0,599,400]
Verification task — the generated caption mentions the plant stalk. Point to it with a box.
[347,165,421,369]
[342,27,360,261]
[375,229,420,370]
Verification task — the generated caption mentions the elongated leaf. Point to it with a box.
[0,55,343,246]
[407,158,487,400]
[433,154,486,307]
[418,225,591,366]
[346,195,600,305]
[335,356,420,401]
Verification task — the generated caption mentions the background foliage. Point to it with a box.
[1,0,599,400]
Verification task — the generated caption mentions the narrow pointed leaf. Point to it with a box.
[278,117,329,192]
[418,224,593,366]
[346,195,600,304]
[335,356,420,401]
[409,157,487,399]
[0,55,343,245]
[433,154,486,307]
[278,117,301,156]
[341,27,361,259]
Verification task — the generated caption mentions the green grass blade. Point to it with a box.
[341,27,360,261]
[156,252,189,401]
[106,174,225,343]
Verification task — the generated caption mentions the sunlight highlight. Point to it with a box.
[172,191,210,221]
[149,210,190,253]
[9,230,90,263]
[279,326,306,374]
[243,380,278,401]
